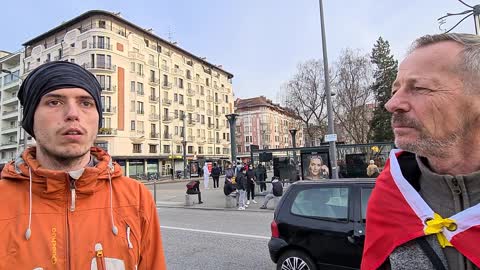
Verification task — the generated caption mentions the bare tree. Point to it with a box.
[282,60,330,146]
[332,49,374,144]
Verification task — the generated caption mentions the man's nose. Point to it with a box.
[64,103,80,121]
[385,90,410,113]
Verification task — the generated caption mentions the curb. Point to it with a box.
[156,204,274,213]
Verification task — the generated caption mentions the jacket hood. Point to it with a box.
[1,146,123,196]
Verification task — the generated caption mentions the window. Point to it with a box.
[188,146,194,154]
[291,187,349,221]
[132,143,142,153]
[179,94,184,105]
[137,63,144,76]
[131,121,136,131]
[82,40,87,49]
[174,94,178,102]
[130,101,135,112]
[99,20,106,29]
[200,86,204,95]
[137,102,144,114]
[206,78,210,86]
[216,147,220,154]
[137,82,144,95]
[149,145,157,153]
[95,142,108,152]
[178,78,184,89]
[361,188,373,222]
[96,75,112,90]
[163,145,171,154]
[130,81,135,92]
[198,146,204,154]
[163,74,169,86]
[176,145,182,154]
[101,96,111,112]
[186,70,191,79]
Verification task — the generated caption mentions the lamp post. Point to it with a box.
[181,114,188,179]
[289,128,298,173]
[226,113,238,163]
[318,0,338,179]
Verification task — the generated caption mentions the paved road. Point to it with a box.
[158,207,276,270]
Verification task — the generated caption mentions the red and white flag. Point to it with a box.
[361,149,480,270]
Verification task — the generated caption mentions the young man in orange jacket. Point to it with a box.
[0,61,166,269]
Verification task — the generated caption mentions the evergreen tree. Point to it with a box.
[369,37,398,142]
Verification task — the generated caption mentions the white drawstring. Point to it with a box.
[25,167,32,240]
[108,171,118,235]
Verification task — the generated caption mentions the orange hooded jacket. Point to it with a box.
[0,147,166,270]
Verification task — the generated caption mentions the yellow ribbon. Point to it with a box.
[424,213,455,248]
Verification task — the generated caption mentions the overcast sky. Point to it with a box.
[1,0,476,101]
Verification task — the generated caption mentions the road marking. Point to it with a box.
[161,225,270,240]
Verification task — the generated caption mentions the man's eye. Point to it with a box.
[47,100,61,106]
[82,101,94,107]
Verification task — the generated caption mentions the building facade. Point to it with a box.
[235,96,304,159]
[0,51,23,164]
[19,10,234,177]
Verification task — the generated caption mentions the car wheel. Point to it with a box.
[277,250,317,270]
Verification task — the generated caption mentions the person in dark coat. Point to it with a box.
[246,165,257,205]
[211,163,221,188]
[236,167,247,210]
[255,164,267,192]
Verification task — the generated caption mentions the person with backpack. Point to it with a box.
[211,162,222,188]
[260,177,283,209]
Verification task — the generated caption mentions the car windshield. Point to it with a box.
[291,187,349,221]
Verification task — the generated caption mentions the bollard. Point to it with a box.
[153,179,157,203]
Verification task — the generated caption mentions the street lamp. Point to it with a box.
[226,113,238,163]
[438,1,480,34]
[318,0,339,179]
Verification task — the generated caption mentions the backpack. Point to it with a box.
[272,180,283,196]
[186,180,198,189]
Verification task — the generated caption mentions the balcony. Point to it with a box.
[149,95,160,103]
[186,89,195,96]
[1,140,17,146]
[214,98,221,104]
[148,78,160,86]
[207,138,215,144]
[150,132,160,139]
[148,59,158,67]
[82,62,116,73]
[161,83,172,90]
[206,95,214,102]
[207,124,214,130]
[136,91,145,96]
[186,106,194,112]
[172,67,184,76]
[187,119,196,126]
[1,122,18,131]
[149,114,159,121]
[162,116,172,123]
[101,85,116,94]
[162,98,172,106]
[163,133,172,140]
[89,43,113,51]
[136,110,145,115]
[2,92,18,105]
[128,51,145,61]
[98,128,118,136]
[102,106,117,114]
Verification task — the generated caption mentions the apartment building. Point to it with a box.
[235,96,304,160]
[20,10,234,177]
[0,51,23,164]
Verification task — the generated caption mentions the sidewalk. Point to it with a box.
[145,178,276,212]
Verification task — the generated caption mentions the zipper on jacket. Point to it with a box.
[69,178,77,212]
[95,243,106,270]
[451,177,464,210]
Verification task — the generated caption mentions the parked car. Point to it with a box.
[268,179,375,270]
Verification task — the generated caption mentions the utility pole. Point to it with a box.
[318,0,338,179]
[226,114,238,163]
[182,114,188,179]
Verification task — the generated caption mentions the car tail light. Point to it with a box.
[271,220,279,238]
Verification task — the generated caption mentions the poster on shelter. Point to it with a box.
[301,151,330,180]
[190,161,199,177]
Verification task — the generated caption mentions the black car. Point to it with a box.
[268,179,375,270]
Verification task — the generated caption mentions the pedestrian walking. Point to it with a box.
[246,164,257,205]
[236,167,248,210]
[203,162,210,189]
[0,61,166,269]
[211,162,221,188]
[260,177,283,209]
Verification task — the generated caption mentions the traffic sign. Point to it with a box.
[324,134,337,142]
